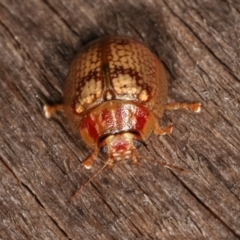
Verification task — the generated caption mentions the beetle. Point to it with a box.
[43,36,201,196]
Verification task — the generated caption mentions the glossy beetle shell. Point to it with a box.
[63,36,168,134]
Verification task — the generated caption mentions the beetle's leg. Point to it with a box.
[153,121,173,136]
[43,104,64,118]
[165,102,201,113]
[144,157,189,174]
[82,149,98,169]
[132,157,139,165]
[107,159,114,169]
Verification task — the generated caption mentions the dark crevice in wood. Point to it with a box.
[175,38,196,65]
[91,184,118,218]
[128,193,162,237]
[41,0,79,37]
[41,72,63,99]
[210,127,239,154]
[2,140,18,161]
[21,183,45,210]
[161,60,175,81]
[21,183,71,239]
[126,172,165,239]
[171,171,240,238]
[0,13,21,49]
[162,0,240,84]
[198,153,240,202]
[0,8,37,67]
[190,217,204,236]
[15,224,31,239]
[40,117,86,166]
[90,171,147,238]
[47,214,72,240]
[0,62,31,107]
[126,21,145,43]
[124,217,145,238]
[0,157,21,184]
[231,3,240,15]
[0,5,64,106]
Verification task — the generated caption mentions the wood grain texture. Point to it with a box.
[0,0,239,239]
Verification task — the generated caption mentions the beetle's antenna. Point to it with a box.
[142,143,188,173]
[70,161,109,202]
[144,156,189,173]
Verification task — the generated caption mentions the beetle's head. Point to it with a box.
[99,132,142,165]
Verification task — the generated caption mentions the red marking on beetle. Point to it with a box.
[135,105,149,131]
[101,109,113,126]
[113,140,128,152]
[115,107,124,128]
[81,115,99,140]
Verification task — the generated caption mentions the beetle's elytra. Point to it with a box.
[44,36,201,170]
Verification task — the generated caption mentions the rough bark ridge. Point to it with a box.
[0,1,239,239]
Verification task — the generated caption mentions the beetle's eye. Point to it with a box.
[100,145,108,154]
[133,140,142,149]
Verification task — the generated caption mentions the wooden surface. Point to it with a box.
[0,0,240,239]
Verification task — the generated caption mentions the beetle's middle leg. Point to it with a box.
[165,102,201,113]
[153,121,173,136]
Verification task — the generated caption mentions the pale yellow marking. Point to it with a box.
[138,89,149,101]
[81,47,101,76]
[111,109,117,129]
[43,105,51,118]
[112,54,119,62]
[109,61,120,68]
[195,104,201,113]
[112,153,120,157]
[110,42,142,74]
[123,105,136,129]
[121,56,128,63]
[77,79,102,105]
[75,103,84,113]
[118,50,125,57]
[112,74,142,96]
[119,60,129,69]
[106,92,113,100]
[85,95,95,104]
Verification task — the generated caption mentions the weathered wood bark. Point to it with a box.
[0,0,240,239]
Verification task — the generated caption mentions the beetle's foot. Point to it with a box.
[102,157,116,169]
[154,124,173,136]
[81,150,99,169]
[132,158,139,166]
[165,102,201,113]
[82,159,92,169]
[43,104,64,118]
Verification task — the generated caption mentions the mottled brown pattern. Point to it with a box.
[64,36,168,132]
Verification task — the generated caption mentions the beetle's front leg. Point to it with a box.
[82,149,98,169]
[43,103,64,118]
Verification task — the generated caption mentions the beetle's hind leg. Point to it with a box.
[153,121,173,136]
[165,102,201,113]
[43,103,64,118]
